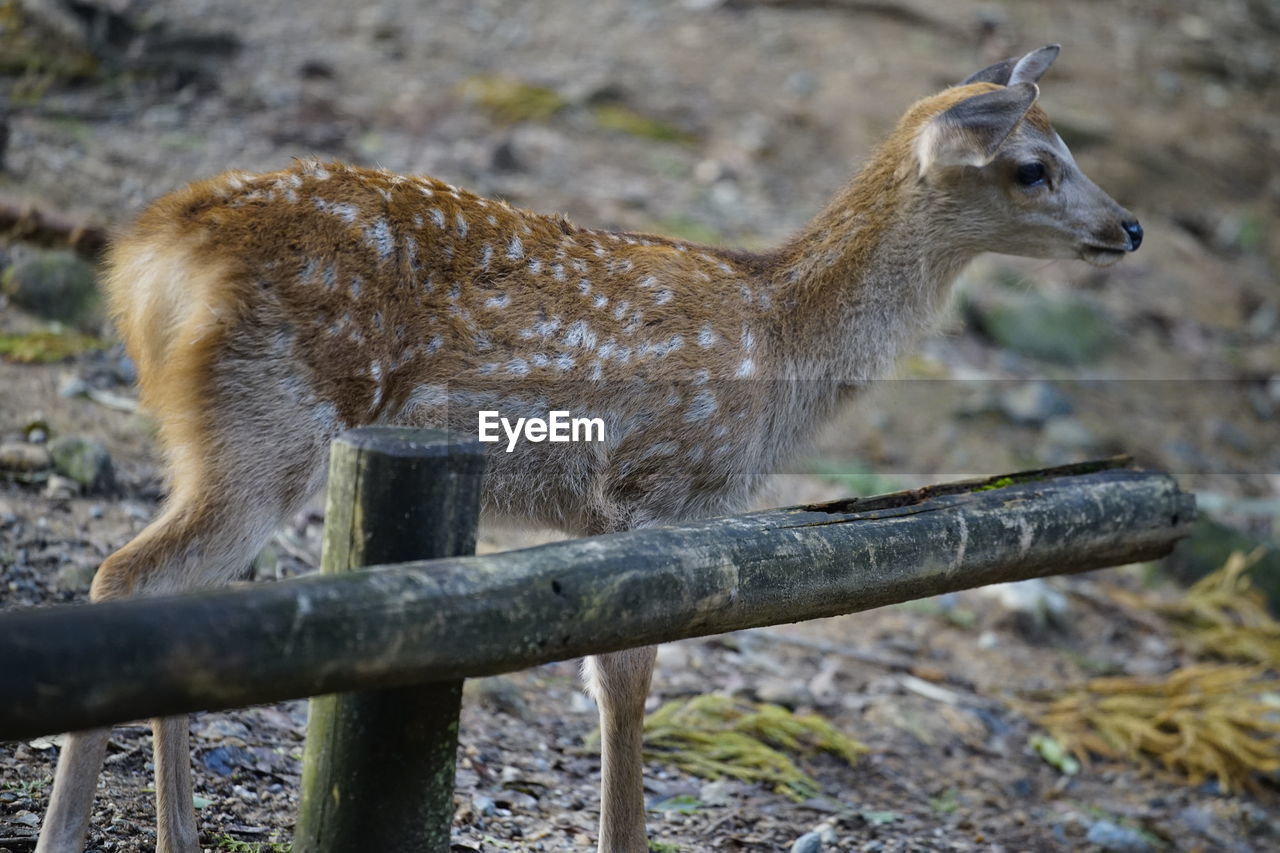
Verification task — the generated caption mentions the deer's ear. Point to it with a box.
[917,82,1038,173]
[1008,44,1060,85]
[960,57,1017,86]
[961,45,1060,86]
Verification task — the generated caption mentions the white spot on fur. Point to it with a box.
[430,208,446,229]
[551,263,566,281]
[485,293,509,309]
[480,244,493,269]
[639,276,657,288]
[365,219,395,262]
[562,320,597,350]
[528,258,542,275]
[455,212,468,238]
[593,293,608,309]
[508,236,524,260]
[736,357,755,377]
[685,391,718,422]
[506,358,529,376]
[654,290,673,305]
[313,198,359,223]
[698,324,716,348]
[655,335,683,356]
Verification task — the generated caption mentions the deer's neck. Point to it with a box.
[767,146,975,383]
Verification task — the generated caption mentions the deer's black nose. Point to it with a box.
[1122,220,1143,251]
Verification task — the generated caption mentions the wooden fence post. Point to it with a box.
[295,427,486,853]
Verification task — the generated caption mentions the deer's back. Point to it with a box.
[108,161,795,529]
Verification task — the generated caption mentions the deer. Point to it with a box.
[37,45,1140,853]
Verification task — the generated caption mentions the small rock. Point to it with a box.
[48,436,115,492]
[1210,419,1254,454]
[1,250,102,331]
[1042,417,1097,451]
[787,70,818,96]
[44,474,79,501]
[998,382,1073,426]
[790,831,822,853]
[58,374,90,399]
[754,678,814,709]
[251,544,280,581]
[1178,805,1216,836]
[968,290,1113,365]
[196,718,252,743]
[56,560,97,592]
[0,441,53,473]
[23,415,50,443]
[466,675,531,720]
[698,779,736,806]
[1085,819,1152,852]
[299,58,336,79]
[201,744,255,777]
[980,578,1069,638]
[472,794,497,817]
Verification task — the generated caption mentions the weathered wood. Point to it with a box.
[0,459,1194,739]
[0,196,109,259]
[295,428,485,853]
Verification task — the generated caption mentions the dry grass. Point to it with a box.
[1030,551,1280,792]
[641,694,866,800]
[1033,664,1280,792]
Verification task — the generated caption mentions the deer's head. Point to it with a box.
[911,45,1141,268]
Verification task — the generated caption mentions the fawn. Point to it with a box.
[38,45,1139,853]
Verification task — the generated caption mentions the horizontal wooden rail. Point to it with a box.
[0,459,1193,740]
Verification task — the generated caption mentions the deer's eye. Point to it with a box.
[1016,162,1047,187]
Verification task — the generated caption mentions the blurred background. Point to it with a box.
[1,1,1278,851]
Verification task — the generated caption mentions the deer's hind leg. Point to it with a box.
[39,325,339,853]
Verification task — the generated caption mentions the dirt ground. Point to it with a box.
[2,0,1278,851]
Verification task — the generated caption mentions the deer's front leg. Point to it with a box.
[584,645,658,853]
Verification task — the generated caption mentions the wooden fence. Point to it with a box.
[0,429,1195,851]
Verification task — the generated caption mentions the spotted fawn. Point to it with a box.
[39,45,1140,853]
